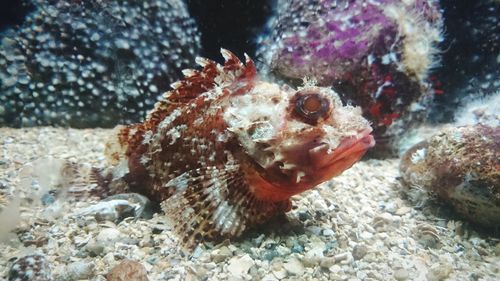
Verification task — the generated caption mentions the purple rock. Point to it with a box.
[258,0,444,156]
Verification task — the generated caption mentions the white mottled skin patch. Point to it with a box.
[141,130,154,145]
[223,82,371,175]
[166,124,187,145]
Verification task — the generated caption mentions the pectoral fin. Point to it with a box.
[160,164,291,248]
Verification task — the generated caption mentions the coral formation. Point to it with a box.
[399,125,500,227]
[257,0,443,155]
[0,0,200,127]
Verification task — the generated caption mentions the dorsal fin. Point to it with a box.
[160,164,291,249]
[148,49,256,122]
[110,49,257,162]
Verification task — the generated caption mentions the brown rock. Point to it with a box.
[400,125,500,227]
[107,260,149,281]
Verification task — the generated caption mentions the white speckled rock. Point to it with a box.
[400,124,500,227]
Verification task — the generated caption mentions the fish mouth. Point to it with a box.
[309,128,375,176]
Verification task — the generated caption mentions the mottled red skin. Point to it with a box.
[113,56,256,203]
[101,51,374,245]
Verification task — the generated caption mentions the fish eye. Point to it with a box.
[293,91,331,124]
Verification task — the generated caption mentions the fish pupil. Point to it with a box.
[294,92,330,124]
[303,95,322,113]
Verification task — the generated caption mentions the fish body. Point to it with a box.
[100,49,375,246]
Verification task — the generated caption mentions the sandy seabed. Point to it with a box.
[0,127,498,281]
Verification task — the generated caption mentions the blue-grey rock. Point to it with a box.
[0,0,201,128]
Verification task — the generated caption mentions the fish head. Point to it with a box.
[224,82,375,200]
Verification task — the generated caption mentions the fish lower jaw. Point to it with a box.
[307,131,375,184]
[310,129,374,168]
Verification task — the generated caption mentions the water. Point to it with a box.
[0,1,498,280]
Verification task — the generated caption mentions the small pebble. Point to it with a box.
[107,259,149,281]
[262,273,279,281]
[252,234,265,247]
[96,228,122,244]
[418,234,440,249]
[322,229,335,236]
[104,193,154,219]
[272,267,288,280]
[302,242,325,267]
[211,246,232,263]
[395,206,412,216]
[283,257,305,275]
[426,262,452,281]
[319,257,336,268]
[291,241,304,254]
[298,211,311,221]
[262,248,281,261]
[57,261,95,281]
[41,193,56,205]
[393,268,409,281]
[86,240,105,257]
[352,244,368,260]
[494,242,500,256]
[226,254,254,278]
[77,193,153,223]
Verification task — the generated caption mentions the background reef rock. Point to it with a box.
[257,0,444,156]
[400,125,500,228]
[0,0,200,127]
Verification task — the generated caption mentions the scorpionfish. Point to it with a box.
[97,49,375,247]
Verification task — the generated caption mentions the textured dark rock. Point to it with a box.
[400,125,500,227]
[0,0,201,127]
